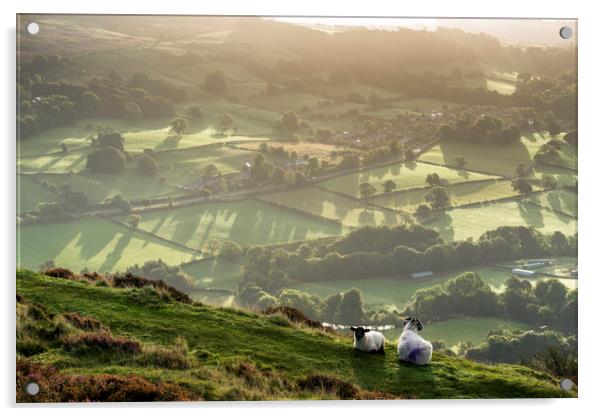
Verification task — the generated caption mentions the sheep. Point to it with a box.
[397,317,432,365]
[350,326,385,354]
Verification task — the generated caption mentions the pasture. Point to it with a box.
[257,185,406,228]
[182,258,243,291]
[426,200,578,241]
[528,189,577,217]
[34,171,179,206]
[291,261,577,313]
[382,317,533,349]
[17,218,200,273]
[17,175,58,213]
[370,179,527,212]
[318,161,499,198]
[118,199,343,249]
[419,133,552,177]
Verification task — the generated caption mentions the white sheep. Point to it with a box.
[397,317,432,365]
[350,326,385,354]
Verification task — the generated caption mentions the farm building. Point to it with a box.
[522,261,549,269]
[410,271,434,279]
[283,158,309,169]
[571,269,578,278]
[512,268,536,277]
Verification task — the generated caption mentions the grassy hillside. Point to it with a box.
[16,270,573,401]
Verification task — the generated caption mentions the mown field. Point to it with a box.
[419,133,553,177]
[257,185,406,228]
[117,199,343,249]
[318,161,499,198]
[370,179,528,212]
[17,218,200,273]
[426,200,578,241]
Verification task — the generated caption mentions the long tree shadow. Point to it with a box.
[518,200,544,228]
[98,231,134,272]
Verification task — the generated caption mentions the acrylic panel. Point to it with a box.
[16,15,577,402]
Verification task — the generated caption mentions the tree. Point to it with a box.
[86,147,126,173]
[186,105,202,120]
[455,156,467,168]
[218,240,244,261]
[97,132,125,152]
[425,173,441,187]
[81,91,101,115]
[511,178,533,195]
[169,117,189,138]
[424,186,450,209]
[272,167,286,184]
[204,164,218,178]
[276,111,300,135]
[204,70,227,93]
[515,163,529,177]
[383,179,397,194]
[137,154,159,176]
[127,214,141,229]
[124,102,142,119]
[415,204,431,219]
[541,175,559,190]
[339,289,365,324]
[217,113,235,133]
[359,182,377,199]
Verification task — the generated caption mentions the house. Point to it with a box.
[512,268,536,277]
[522,262,549,269]
[410,271,434,279]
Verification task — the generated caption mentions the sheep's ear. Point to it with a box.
[350,326,357,331]
[364,329,371,333]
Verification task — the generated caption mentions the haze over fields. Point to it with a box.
[16,15,577,401]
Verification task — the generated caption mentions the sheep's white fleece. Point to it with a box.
[354,331,385,353]
[397,325,432,365]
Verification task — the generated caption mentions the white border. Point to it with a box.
[2,0,601,414]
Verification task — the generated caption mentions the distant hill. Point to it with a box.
[16,269,573,401]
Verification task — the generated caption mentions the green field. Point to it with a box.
[419,133,553,177]
[34,170,179,206]
[370,179,526,212]
[528,189,577,217]
[486,78,516,95]
[17,270,570,400]
[318,161,499,198]
[18,149,90,173]
[389,98,464,113]
[18,218,200,273]
[120,199,343,249]
[258,186,405,227]
[291,262,576,312]
[182,258,243,291]
[383,317,533,348]
[17,175,59,213]
[426,200,578,241]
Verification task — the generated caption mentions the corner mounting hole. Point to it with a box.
[560,378,573,391]
[27,22,40,35]
[559,26,573,40]
[25,382,40,395]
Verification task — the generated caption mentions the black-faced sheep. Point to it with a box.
[397,317,432,365]
[350,326,385,354]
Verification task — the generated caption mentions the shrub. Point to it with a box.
[297,374,359,399]
[86,146,126,173]
[61,312,105,331]
[61,331,142,355]
[43,267,77,280]
[262,306,323,329]
[17,358,196,402]
[112,273,193,304]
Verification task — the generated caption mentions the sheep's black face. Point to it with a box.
[404,317,423,331]
[350,326,370,341]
